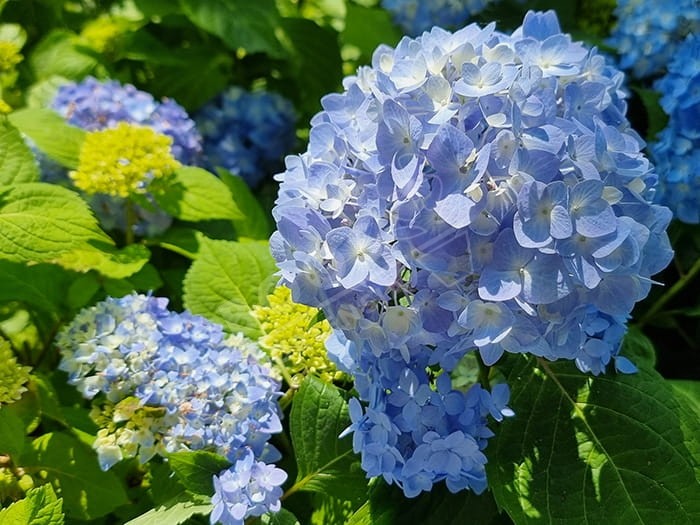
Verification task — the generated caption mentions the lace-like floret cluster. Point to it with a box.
[271,10,672,497]
[56,293,286,524]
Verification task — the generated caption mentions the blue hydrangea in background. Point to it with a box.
[381,0,494,36]
[196,87,297,187]
[607,0,700,79]
[650,34,700,223]
[52,76,202,165]
[271,10,673,497]
[56,293,286,522]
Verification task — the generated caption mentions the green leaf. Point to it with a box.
[0,261,73,315]
[102,263,163,297]
[125,493,212,525]
[179,0,285,58]
[0,407,26,458]
[668,380,700,481]
[168,450,230,496]
[621,325,657,368]
[346,480,503,525]
[279,17,342,116]
[152,227,204,259]
[22,431,128,520]
[488,356,700,524]
[0,484,64,525]
[29,30,101,81]
[52,242,151,280]
[0,118,39,184]
[342,3,402,63]
[289,376,366,502]
[182,238,277,338]
[8,108,85,169]
[632,87,668,141]
[260,508,302,525]
[150,166,243,222]
[218,169,272,240]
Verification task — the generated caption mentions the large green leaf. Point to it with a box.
[0,119,39,184]
[150,166,243,222]
[179,0,285,58]
[21,431,128,520]
[0,183,148,278]
[125,494,212,525]
[0,261,72,315]
[0,408,26,458]
[218,169,272,240]
[29,30,101,81]
[289,376,366,502]
[168,450,230,497]
[342,3,402,63]
[8,108,85,169]
[182,238,277,338]
[261,508,302,525]
[488,356,700,524]
[668,380,700,481]
[278,17,343,116]
[0,484,64,525]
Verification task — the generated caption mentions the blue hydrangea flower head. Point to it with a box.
[272,9,672,497]
[606,0,700,78]
[196,87,297,187]
[52,76,202,164]
[56,293,283,468]
[381,0,495,36]
[651,34,700,223]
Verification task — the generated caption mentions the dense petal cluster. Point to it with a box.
[196,87,297,187]
[0,337,32,406]
[52,76,202,165]
[210,448,287,525]
[606,0,700,78]
[271,10,672,496]
[252,286,343,384]
[381,0,495,36]
[56,294,283,480]
[70,123,179,198]
[650,35,700,223]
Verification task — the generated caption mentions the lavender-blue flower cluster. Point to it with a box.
[56,293,286,525]
[606,0,700,79]
[271,10,673,497]
[381,0,493,36]
[650,35,700,223]
[196,87,296,187]
[52,76,202,165]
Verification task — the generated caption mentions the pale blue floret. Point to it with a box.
[272,9,673,498]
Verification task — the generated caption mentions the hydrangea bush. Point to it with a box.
[0,2,699,525]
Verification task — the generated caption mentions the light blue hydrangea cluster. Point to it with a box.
[56,294,286,524]
[196,87,296,187]
[381,0,494,36]
[606,0,700,79]
[271,10,673,497]
[650,34,700,223]
[52,76,202,164]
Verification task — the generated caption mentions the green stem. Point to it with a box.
[637,256,700,328]
[124,198,136,245]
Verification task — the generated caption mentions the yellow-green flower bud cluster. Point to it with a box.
[0,337,31,406]
[70,122,180,198]
[253,286,343,384]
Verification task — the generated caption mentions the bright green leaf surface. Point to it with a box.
[0,261,72,315]
[0,408,26,458]
[8,108,85,169]
[488,357,700,524]
[150,166,243,222]
[22,432,128,520]
[168,450,230,496]
[182,238,277,338]
[29,30,101,81]
[179,0,285,57]
[0,484,64,525]
[289,376,366,502]
[260,508,302,525]
[218,169,272,240]
[125,495,212,525]
[0,119,39,184]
